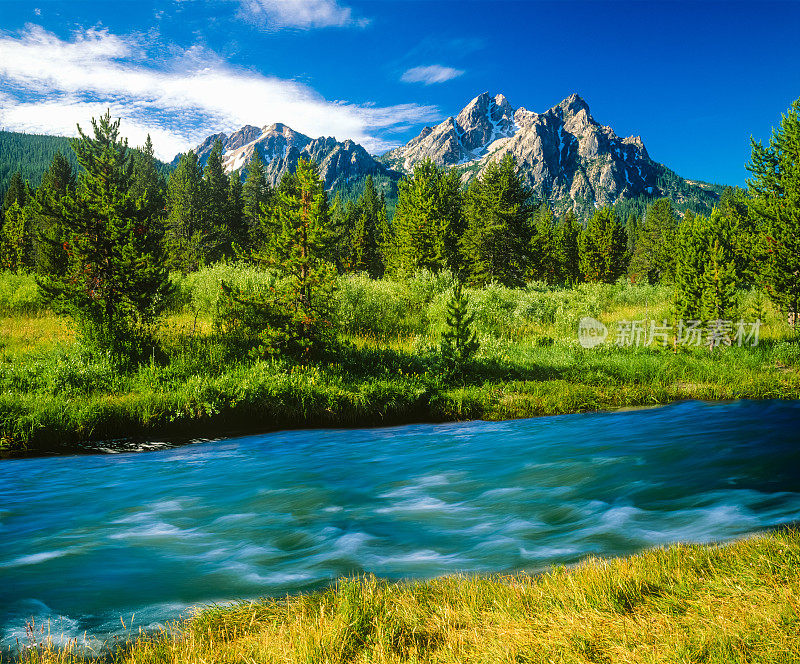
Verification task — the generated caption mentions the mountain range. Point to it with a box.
[180,92,721,216]
[1,92,723,217]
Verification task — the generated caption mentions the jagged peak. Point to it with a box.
[554,93,591,119]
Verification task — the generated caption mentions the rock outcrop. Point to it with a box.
[381,92,718,214]
[180,123,396,191]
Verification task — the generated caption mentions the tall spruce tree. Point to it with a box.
[348,175,390,278]
[229,158,338,354]
[203,139,232,260]
[37,111,171,362]
[529,204,559,283]
[578,206,628,283]
[628,198,678,284]
[242,151,272,247]
[227,170,247,252]
[556,209,582,285]
[747,99,800,327]
[673,211,738,321]
[31,152,75,276]
[165,151,209,272]
[461,153,535,287]
[3,170,27,212]
[390,159,463,276]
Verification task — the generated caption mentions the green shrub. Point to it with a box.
[170,263,284,317]
[333,274,422,337]
[0,272,44,316]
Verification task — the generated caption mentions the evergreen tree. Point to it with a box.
[328,192,352,272]
[30,152,75,276]
[227,158,337,355]
[529,204,559,283]
[717,187,758,286]
[556,209,582,285]
[673,211,705,320]
[130,135,165,217]
[390,159,463,276]
[0,200,27,271]
[440,282,479,376]
[461,153,535,286]
[227,170,247,252]
[628,198,678,284]
[3,170,27,212]
[348,175,390,277]
[578,206,628,283]
[37,111,171,362]
[747,97,800,328]
[165,151,209,272]
[673,211,738,322]
[242,151,272,246]
[203,139,231,260]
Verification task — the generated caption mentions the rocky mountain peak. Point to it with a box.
[380,90,719,215]
[180,121,397,192]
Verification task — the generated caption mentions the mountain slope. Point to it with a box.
[181,123,400,193]
[0,131,78,201]
[381,92,721,216]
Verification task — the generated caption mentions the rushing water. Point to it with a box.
[2,399,800,646]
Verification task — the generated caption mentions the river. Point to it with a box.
[2,399,800,647]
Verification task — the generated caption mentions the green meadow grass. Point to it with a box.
[0,268,798,454]
[11,528,800,664]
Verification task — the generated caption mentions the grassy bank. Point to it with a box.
[1,268,799,455]
[13,528,800,663]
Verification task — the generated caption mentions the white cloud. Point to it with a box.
[401,65,464,85]
[234,0,368,29]
[0,25,437,158]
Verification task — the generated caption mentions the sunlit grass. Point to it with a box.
[11,528,800,664]
[0,270,798,454]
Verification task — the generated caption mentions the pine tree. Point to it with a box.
[3,170,27,212]
[529,204,559,283]
[440,282,479,376]
[37,111,171,362]
[203,139,231,260]
[747,97,800,328]
[348,175,390,277]
[461,153,535,287]
[130,135,165,217]
[628,198,678,284]
[390,159,463,276]
[556,209,582,285]
[227,170,247,252]
[673,211,738,322]
[1,200,26,271]
[165,151,209,272]
[578,207,628,283]
[673,212,706,320]
[30,152,75,276]
[227,158,337,355]
[242,151,272,247]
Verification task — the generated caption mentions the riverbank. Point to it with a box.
[11,528,800,663]
[2,272,799,457]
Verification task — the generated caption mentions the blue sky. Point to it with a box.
[0,1,798,185]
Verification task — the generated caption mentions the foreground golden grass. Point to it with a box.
[16,529,800,664]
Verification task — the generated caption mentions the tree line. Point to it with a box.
[1,99,798,363]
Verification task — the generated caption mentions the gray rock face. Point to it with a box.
[381,92,710,213]
[183,123,394,191]
[382,92,517,172]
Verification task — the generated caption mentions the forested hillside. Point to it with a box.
[0,131,77,201]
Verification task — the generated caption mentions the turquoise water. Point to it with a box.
[2,400,800,646]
